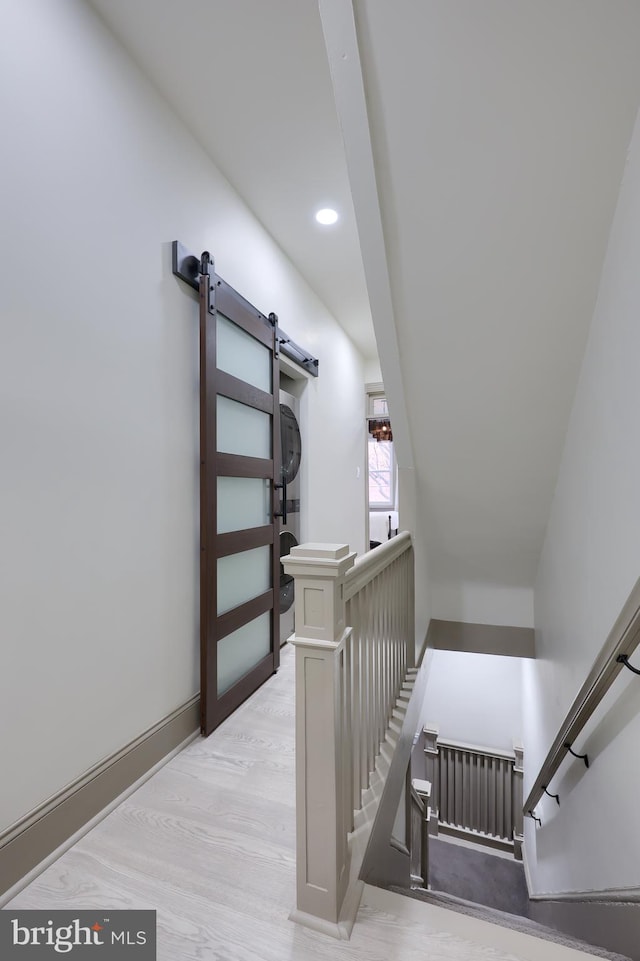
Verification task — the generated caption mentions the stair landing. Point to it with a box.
[369,885,630,961]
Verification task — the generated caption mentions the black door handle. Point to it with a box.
[274,478,287,524]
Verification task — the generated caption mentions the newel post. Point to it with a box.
[423,725,440,835]
[282,543,356,936]
[513,743,524,860]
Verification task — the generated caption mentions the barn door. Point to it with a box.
[199,252,280,736]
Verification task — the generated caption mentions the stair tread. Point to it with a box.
[375,754,390,775]
[388,887,631,961]
[380,742,394,762]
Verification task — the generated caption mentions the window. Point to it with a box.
[371,396,388,417]
[366,387,396,510]
[368,438,395,508]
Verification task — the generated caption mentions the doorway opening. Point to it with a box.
[366,383,398,550]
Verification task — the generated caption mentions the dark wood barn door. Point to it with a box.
[199,254,280,735]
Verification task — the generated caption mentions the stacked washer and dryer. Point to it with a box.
[278,388,302,645]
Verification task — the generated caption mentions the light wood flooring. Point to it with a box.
[6,645,596,961]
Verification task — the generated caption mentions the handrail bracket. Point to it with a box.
[617,653,640,676]
[564,743,589,768]
[541,785,560,805]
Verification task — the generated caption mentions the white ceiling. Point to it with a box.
[89,0,640,590]
[88,0,375,361]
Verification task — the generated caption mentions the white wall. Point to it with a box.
[298,343,366,552]
[420,583,530,754]
[0,0,366,834]
[431,582,534,629]
[424,651,522,752]
[364,359,382,383]
[399,467,433,658]
[525,105,640,895]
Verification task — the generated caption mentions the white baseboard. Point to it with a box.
[522,840,640,903]
[530,886,640,904]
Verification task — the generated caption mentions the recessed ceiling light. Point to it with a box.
[315,208,339,225]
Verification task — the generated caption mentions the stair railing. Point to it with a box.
[524,574,640,818]
[424,728,523,857]
[409,778,431,888]
[282,533,415,939]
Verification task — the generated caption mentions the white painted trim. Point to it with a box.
[287,631,350,653]
[344,531,412,600]
[288,908,348,941]
[318,0,415,472]
[522,840,534,896]
[289,879,364,942]
[521,844,640,902]
[529,886,640,904]
[337,878,365,939]
[365,381,385,395]
[436,738,516,761]
[279,353,313,382]
[438,823,514,855]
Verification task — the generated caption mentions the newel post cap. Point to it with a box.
[281,543,356,578]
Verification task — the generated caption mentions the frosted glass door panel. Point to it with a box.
[217,477,270,534]
[217,395,271,459]
[217,313,271,393]
[217,612,271,696]
[217,546,271,616]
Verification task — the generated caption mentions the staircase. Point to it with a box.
[351,667,419,835]
[360,884,631,961]
[284,536,636,959]
[6,632,629,961]
[389,885,631,961]
[425,836,529,917]
[362,668,634,960]
[348,647,633,961]
[396,735,634,961]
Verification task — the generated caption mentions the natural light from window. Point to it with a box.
[368,439,395,508]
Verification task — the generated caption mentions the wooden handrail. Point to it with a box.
[436,738,516,762]
[524,574,640,816]
[425,728,523,849]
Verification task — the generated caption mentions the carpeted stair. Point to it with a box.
[386,834,632,959]
[428,836,530,917]
[390,885,631,961]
